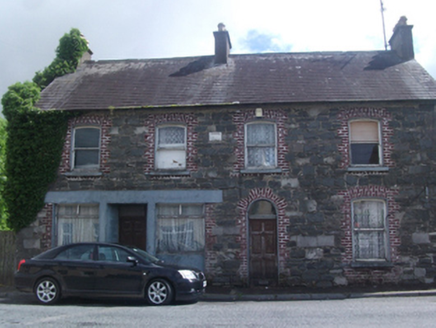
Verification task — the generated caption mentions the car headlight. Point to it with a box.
[178,270,197,280]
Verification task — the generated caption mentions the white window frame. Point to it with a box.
[155,125,187,170]
[156,204,205,253]
[351,199,389,262]
[349,119,382,166]
[244,122,277,169]
[72,126,101,170]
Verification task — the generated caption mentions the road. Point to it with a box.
[1,292,436,327]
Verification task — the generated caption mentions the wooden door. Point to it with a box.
[118,205,147,250]
[249,219,278,286]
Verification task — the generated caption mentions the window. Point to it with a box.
[56,204,99,246]
[55,244,95,261]
[352,199,388,261]
[245,122,277,169]
[155,125,186,170]
[157,204,204,253]
[349,120,381,165]
[97,246,130,263]
[73,127,101,169]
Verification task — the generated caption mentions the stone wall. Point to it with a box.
[17,101,436,287]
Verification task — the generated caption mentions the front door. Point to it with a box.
[248,200,278,286]
[119,205,147,249]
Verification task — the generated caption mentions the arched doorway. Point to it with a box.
[248,200,278,286]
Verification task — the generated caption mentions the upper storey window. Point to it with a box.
[73,127,101,169]
[245,122,277,169]
[349,120,381,166]
[156,125,187,170]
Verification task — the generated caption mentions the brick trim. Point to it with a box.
[144,113,198,174]
[204,204,217,275]
[39,203,53,250]
[232,109,289,175]
[339,185,401,284]
[337,108,394,169]
[59,115,112,175]
[236,188,290,281]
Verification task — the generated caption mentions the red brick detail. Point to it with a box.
[232,109,289,175]
[337,108,394,169]
[59,115,112,174]
[236,188,290,280]
[339,185,401,284]
[204,204,218,274]
[144,113,198,173]
[40,204,53,250]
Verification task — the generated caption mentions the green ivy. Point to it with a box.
[1,28,87,232]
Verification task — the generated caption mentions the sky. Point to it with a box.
[1,0,435,113]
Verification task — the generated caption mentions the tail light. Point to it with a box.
[17,259,26,271]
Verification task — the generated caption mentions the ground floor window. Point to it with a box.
[156,204,204,253]
[352,199,388,261]
[56,204,99,245]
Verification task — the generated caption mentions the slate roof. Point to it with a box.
[37,51,436,111]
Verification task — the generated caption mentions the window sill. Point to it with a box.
[347,166,389,172]
[241,168,282,174]
[351,260,393,268]
[63,171,103,177]
[146,170,191,176]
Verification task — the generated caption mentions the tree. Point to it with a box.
[0,117,7,230]
[1,28,87,232]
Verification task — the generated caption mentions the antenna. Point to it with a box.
[380,0,388,50]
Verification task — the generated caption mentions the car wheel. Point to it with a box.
[35,278,61,305]
[146,279,173,305]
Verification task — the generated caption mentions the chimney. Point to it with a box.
[213,23,232,64]
[388,16,414,61]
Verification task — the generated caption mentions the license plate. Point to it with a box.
[203,280,207,288]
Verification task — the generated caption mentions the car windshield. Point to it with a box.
[128,247,161,264]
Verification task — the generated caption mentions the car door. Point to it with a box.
[53,244,98,292]
[94,245,145,295]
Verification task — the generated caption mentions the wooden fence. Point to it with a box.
[0,231,15,286]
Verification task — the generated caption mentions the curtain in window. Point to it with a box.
[246,124,276,168]
[157,205,204,253]
[350,121,380,165]
[57,205,99,245]
[353,201,386,260]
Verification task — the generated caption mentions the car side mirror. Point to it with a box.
[127,256,139,266]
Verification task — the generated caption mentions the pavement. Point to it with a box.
[2,284,436,303]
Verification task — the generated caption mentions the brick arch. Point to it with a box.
[236,188,290,280]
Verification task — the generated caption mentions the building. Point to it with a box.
[17,19,436,287]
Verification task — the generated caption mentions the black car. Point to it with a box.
[14,242,207,305]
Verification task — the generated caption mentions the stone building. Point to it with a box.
[17,19,436,288]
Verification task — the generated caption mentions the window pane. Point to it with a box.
[353,201,385,228]
[351,144,379,165]
[156,149,186,169]
[354,231,385,259]
[57,205,99,246]
[249,200,276,216]
[181,205,203,216]
[75,128,100,147]
[158,205,180,216]
[158,126,185,146]
[55,244,95,260]
[247,124,275,145]
[97,246,130,262]
[157,218,204,252]
[350,121,379,142]
[75,150,99,167]
[247,147,275,167]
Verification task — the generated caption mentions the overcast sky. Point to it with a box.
[1,0,435,113]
